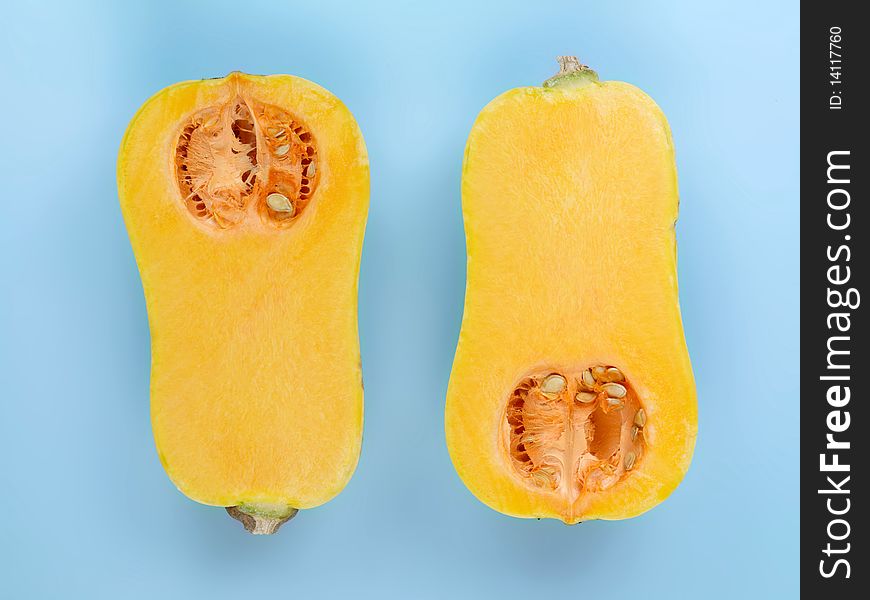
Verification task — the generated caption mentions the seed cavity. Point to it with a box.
[174,95,320,229]
[505,364,647,503]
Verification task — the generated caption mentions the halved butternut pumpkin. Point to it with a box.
[118,72,368,533]
[446,57,696,523]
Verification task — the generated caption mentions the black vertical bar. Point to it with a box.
[802,2,865,596]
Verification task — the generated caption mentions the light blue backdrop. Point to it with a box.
[0,1,798,598]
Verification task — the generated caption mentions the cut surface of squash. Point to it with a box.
[445,57,696,524]
[118,72,368,532]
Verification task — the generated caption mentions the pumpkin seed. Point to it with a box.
[581,370,596,388]
[540,374,566,397]
[266,193,294,214]
[575,391,597,404]
[592,366,606,379]
[631,425,640,441]
[307,160,316,177]
[634,409,646,428]
[603,367,624,382]
[607,397,624,409]
[603,383,626,398]
[275,144,291,156]
[624,452,636,470]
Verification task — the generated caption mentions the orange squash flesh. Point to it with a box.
[118,73,368,531]
[445,58,697,524]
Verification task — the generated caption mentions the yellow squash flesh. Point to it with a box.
[445,61,696,523]
[118,73,368,524]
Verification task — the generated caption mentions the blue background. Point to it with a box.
[1,1,798,598]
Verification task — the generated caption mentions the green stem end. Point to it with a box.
[226,503,299,535]
[543,55,599,88]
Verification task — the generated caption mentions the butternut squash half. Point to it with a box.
[446,57,696,524]
[118,72,368,533]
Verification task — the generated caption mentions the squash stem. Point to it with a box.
[543,56,599,88]
[226,504,298,535]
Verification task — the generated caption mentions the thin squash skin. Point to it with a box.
[118,73,368,515]
[445,64,697,523]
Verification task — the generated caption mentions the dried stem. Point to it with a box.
[226,506,298,535]
[543,56,598,88]
[555,56,585,75]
